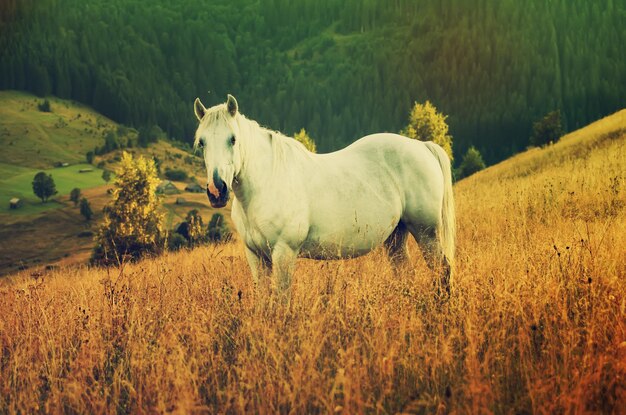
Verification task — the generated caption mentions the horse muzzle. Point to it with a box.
[207,170,229,208]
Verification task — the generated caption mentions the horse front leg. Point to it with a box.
[244,245,271,287]
[271,241,298,299]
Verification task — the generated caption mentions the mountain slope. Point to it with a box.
[1,0,624,162]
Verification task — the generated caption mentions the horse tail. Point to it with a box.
[424,141,456,268]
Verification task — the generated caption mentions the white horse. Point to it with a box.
[193,95,455,295]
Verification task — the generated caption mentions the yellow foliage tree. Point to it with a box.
[93,152,164,265]
[402,101,454,161]
[293,128,317,153]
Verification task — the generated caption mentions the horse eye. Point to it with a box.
[230,135,236,145]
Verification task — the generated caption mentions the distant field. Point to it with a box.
[0,90,120,169]
[0,111,624,413]
[0,163,107,215]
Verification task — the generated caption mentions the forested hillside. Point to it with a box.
[1,0,624,163]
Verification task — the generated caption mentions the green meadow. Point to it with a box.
[0,163,107,215]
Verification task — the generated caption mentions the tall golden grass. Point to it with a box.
[1,111,625,414]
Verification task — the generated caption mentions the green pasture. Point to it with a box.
[0,163,107,215]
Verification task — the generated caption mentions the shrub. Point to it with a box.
[70,188,81,207]
[86,151,95,164]
[175,210,204,247]
[207,213,231,243]
[38,99,51,112]
[92,152,164,265]
[164,168,188,181]
[167,233,188,251]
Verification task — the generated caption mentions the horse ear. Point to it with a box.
[226,94,238,116]
[194,98,207,121]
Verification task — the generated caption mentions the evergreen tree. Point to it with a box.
[530,110,564,147]
[102,170,111,183]
[32,172,57,203]
[70,187,81,206]
[93,152,164,265]
[79,197,93,221]
[457,146,486,179]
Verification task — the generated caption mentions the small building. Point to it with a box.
[79,168,93,173]
[156,180,180,195]
[185,183,204,193]
[9,198,22,209]
[175,197,186,205]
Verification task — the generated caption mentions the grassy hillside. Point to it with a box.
[0,91,122,168]
[0,91,228,274]
[0,112,624,413]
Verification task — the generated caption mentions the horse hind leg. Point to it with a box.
[410,226,451,298]
[384,222,410,274]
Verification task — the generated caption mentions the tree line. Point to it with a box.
[1,0,623,164]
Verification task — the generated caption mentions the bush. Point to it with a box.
[70,188,81,207]
[175,210,204,247]
[164,168,188,181]
[457,146,486,179]
[530,110,563,147]
[38,99,51,112]
[207,213,231,243]
[92,152,164,265]
[153,156,162,174]
[167,233,188,251]
[86,151,95,164]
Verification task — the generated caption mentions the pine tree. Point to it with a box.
[79,197,93,221]
[402,101,454,161]
[93,152,164,265]
[457,146,486,179]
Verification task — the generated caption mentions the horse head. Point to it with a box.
[193,94,241,208]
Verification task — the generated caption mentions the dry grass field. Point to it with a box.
[0,111,625,414]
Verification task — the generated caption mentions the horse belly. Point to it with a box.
[300,210,399,260]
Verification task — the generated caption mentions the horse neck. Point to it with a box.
[232,120,277,207]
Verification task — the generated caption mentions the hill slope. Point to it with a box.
[0,91,228,275]
[0,111,624,413]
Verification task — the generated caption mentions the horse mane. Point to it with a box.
[193,104,314,174]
